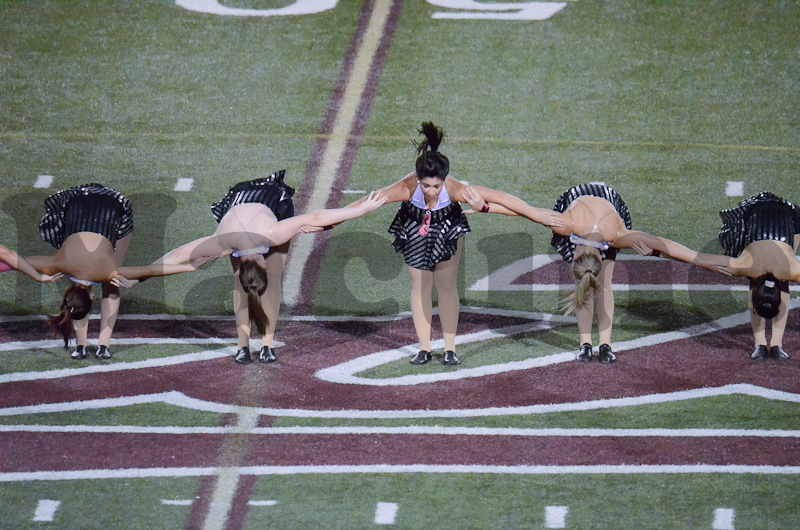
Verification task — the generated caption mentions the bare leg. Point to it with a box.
[769,290,791,348]
[408,266,434,352]
[748,289,768,348]
[73,314,89,347]
[261,242,289,349]
[433,240,462,352]
[231,257,251,350]
[595,260,615,346]
[576,284,594,347]
[98,283,120,348]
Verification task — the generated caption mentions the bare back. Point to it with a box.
[215,203,281,250]
[557,196,628,243]
[735,240,800,281]
[52,232,119,281]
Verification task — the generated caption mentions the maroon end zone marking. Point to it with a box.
[2,432,799,471]
[3,312,799,413]
[292,0,404,313]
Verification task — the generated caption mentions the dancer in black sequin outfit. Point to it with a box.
[346,122,562,366]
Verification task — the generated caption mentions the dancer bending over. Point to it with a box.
[642,192,800,361]
[152,185,387,364]
[25,183,211,360]
[479,183,726,364]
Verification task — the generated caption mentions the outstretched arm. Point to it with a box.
[619,231,734,275]
[299,174,414,234]
[153,235,225,265]
[347,173,416,209]
[464,186,564,228]
[114,255,221,287]
[0,248,62,283]
[268,191,388,245]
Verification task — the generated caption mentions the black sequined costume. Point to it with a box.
[211,170,295,224]
[718,191,800,258]
[388,201,470,271]
[39,184,134,249]
[551,183,632,262]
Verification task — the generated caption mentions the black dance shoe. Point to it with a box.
[71,345,87,360]
[95,345,111,360]
[576,343,593,362]
[598,344,616,364]
[770,346,789,361]
[234,347,252,364]
[258,346,276,363]
[441,350,460,365]
[750,345,769,360]
[410,350,432,365]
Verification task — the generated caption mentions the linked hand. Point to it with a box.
[40,272,63,283]
[111,275,139,289]
[545,211,564,228]
[361,190,388,213]
[631,241,655,256]
[463,186,487,212]
[190,255,221,270]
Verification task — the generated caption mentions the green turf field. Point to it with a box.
[1,1,799,529]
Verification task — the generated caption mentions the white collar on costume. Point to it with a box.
[232,245,270,258]
[69,276,96,286]
[410,183,451,211]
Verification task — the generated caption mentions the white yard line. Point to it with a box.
[544,506,568,529]
[712,508,735,530]
[202,410,259,530]
[282,0,393,307]
[32,500,61,522]
[725,181,744,197]
[2,464,799,483]
[1,383,799,420]
[174,177,194,192]
[33,175,54,189]
[3,424,800,438]
[374,502,398,525]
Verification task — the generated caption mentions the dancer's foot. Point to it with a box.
[410,350,432,365]
[576,343,593,362]
[770,345,789,361]
[598,344,616,364]
[750,345,769,360]
[258,346,276,363]
[234,347,252,364]
[441,350,460,365]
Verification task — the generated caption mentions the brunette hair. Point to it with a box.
[48,284,92,347]
[414,122,449,180]
[751,274,781,319]
[239,258,269,335]
[560,253,602,315]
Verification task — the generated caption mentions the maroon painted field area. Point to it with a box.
[2,309,800,474]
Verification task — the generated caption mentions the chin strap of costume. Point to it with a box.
[570,233,610,251]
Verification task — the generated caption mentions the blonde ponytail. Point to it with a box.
[560,253,601,315]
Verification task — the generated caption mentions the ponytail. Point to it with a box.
[414,121,449,180]
[238,259,269,335]
[48,284,92,348]
[560,253,602,316]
